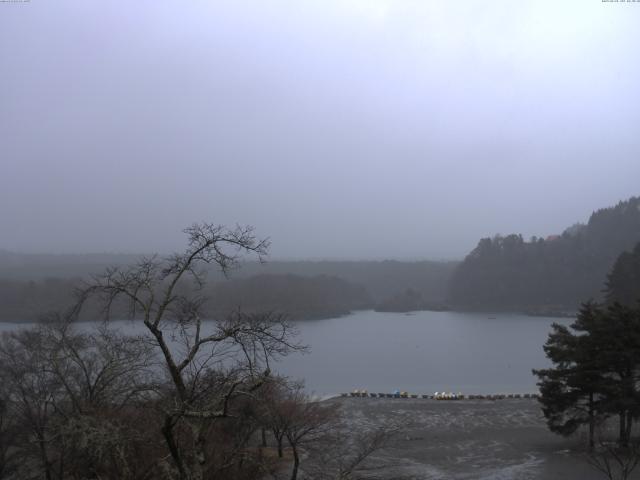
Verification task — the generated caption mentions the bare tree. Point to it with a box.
[258,377,293,458]
[0,328,62,480]
[0,395,19,479]
[73,223,304,480]
[259,380,338,480]
[0,317,160,480]
[304,423,400,480]
[284,393,338,480]
[43,317,159,479]
[42,315,157,412]
[587,440,640,480]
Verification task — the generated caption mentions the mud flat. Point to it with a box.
[329,397,609,480]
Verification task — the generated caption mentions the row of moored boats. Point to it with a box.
[342,390,539,400]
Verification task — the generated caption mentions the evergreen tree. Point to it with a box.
[450,196,640,310]
[605,242,640,307]
[592,302,640,447]
[535,302,640,447]
[533,302,604,448]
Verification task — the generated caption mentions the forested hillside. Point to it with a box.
[0,274,372,322]
[0,255,456,321]
[449,197,640,311]
[233,260,457,303]
[0,254,457,304]
[604,241,640,307]
[209,274,372,320]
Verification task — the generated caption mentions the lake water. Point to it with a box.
[276,310,570,396]
[0,310,571,396]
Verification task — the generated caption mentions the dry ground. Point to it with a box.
[324,397,636,480]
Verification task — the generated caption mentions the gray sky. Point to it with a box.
[1,0,639,260]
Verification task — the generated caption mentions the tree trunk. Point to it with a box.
[290,445,300,480]
[277,436,284,458]
[588,393,595,450]
[192,421,207,480]
[261,427,267,448]
[619,412,629,447]
[37,433,52,480]
[161,415,188,480]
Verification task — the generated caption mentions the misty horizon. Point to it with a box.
[2,1,639,259]
[0,194,636,262]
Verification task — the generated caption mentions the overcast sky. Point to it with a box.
[1,1,639,260]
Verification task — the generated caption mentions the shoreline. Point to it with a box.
[0,306,578,324]
[329,396,603,479]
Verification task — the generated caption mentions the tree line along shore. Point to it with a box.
[1,196,638,323]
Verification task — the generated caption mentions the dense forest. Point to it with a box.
[232,260,457,304]
[0,255,456,321]
[0,277,79,322]
[604,241,640,307]
[209,274,372,320]
[449,197,640,312]
[0,252,456,303]
[0,274,371,323]
[2,196,639,320]
[374,288,449,313]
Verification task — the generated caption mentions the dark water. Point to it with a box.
[0,310,570,396]
[273,310,571,396]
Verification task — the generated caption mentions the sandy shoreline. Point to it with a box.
[328,397,615,479]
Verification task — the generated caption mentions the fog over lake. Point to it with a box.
[0,310,568,396]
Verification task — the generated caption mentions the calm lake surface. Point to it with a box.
[277,310,571,396]
[0,310,571,396]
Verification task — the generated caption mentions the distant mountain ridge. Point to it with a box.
[448,196,640,311]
